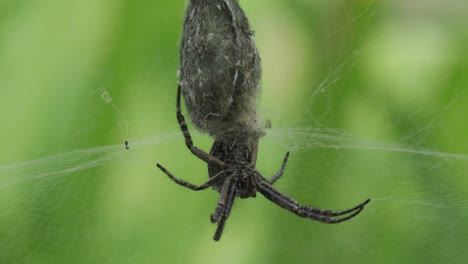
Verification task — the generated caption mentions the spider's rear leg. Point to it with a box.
[269,152,290,184]
[176,85,224,166]
[258,180,370,223]
[300,198,371,217]
[156,163,226,191]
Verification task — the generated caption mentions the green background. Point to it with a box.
[1,0,467,263]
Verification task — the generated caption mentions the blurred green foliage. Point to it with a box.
[1,0,467,263]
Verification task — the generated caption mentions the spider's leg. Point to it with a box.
[213,179,237,241]
[269,152,290,184]
[210,177,233,223]
[176,84,224,166]
[300,197,371,217]
[257,180,370,223]
[156,163,226,191]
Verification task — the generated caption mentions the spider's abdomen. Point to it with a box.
[179,0,262,138]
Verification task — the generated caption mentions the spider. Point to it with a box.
[156,85,371,241]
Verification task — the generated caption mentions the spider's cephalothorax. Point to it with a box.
[208,137,259,198]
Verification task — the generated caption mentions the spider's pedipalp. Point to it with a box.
[157,163,226,191]
[257,180,370,223]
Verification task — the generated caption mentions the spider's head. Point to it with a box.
[234,166,258,199]
[208,138,260,198]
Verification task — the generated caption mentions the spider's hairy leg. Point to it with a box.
[156,163,226,191]
[300,198,371,217]
[210,177,233,223]
[176,84,224,166]
[258,180,370,223]
[269,151,290,184]
[213,179,237,241]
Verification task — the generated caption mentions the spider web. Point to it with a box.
[1,0,468,263]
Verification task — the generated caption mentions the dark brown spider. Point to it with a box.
[156,85,371,241]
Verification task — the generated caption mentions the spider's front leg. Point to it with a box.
[210,177,237,241]
[176,84,224,166]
